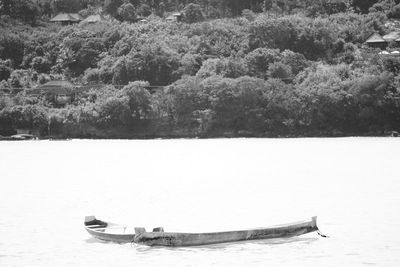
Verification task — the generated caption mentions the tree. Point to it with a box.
[390,3,400,18]
[0,60,12,81]
[124,42,180,86]
[268,62,292,81]
[242,9,256,21]
[58,30,105,77]
[104,0,123,18]
[184,3,204,23]
[263,0,272,12]
[137,3,152,17]
[179,53,202,76]
[13,0,39,25]
[0,105,48,133]
[196,58,248,78]
[0,33,25,68]
[249,15,298,51]
[97,96,131,126]
[156,1,166,17]
[352,0,379,13]
[280,50,308,75]
[31,57,50,74]
[245,48,281,79]
[349,72,398,132]
[121,81,152,120]
[204,75,266,133]
[52,0,83,13]
[0,0,38,24]
[118,2,137,22]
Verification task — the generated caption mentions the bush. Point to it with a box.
[83,68,101,84]
[121,81,152,120]
[118,2,137,22]
[31,56,50,73]
[245,48,281,79]
[0,33,25,68]
[268,62,292,81]
[0,104,48,133]
[196,58,248,79]
[242,9,256,21]
[0,61,12,81]
[184,3,204,24]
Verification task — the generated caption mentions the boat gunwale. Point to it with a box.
[84,216,317,238]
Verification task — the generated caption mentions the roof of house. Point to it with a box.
[50,13,82,22]
[365,33,386,43]
[166,12,183,21]
[383,31,400,42]
[83,14,105,23]
[31,80,74,94]
[70,13,83,21]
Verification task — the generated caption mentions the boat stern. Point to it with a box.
[84,216,107,228]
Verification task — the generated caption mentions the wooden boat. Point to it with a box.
[85,216,321,247]
[84,216,135,243]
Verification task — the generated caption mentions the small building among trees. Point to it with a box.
[166,12,183,22]
[50,13,82,24]
[30,80,75,106]
[82,14,106,24]
[366,32,400,49]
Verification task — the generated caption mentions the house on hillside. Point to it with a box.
[365,33,387,49]
[82,14,106,24]
[166,12,183,22]
[30,80,75,105]
[382,31,400,42]
[50,13,82,25]
[365,32,400,49]
[16,128,40,136]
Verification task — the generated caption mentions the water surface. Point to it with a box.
[1,138,399,266]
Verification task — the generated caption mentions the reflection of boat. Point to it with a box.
[84,216,321,247]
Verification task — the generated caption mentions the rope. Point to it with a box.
[317,231,329,238]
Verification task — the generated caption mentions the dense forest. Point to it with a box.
[1,0,400,138]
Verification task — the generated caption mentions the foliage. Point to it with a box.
[1,0,400,138]
[0,33,25,68]
[245,48,281,79]
[0,104,48,133]
[118,2,137,22]
[0,59,12,81]
[121,81,152,120]
[0,0,39,25]
[183,3,204,24]
[31,56,50,74]
[268,62,292,81]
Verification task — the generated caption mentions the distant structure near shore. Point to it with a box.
[365,31,400,49]
[82,14,106,24]
[166,12,183,22]
[50,13,83,25]
[30,80,75,105]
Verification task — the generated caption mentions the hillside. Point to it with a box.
[1,0,400,138]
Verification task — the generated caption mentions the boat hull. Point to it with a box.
[84,216,135,243]
[134,217,318,246]
[85,227,135,243]
[84,216,319,247]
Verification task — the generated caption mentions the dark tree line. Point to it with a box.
[1,0,400,138]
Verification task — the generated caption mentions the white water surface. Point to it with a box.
[1,138,400,266]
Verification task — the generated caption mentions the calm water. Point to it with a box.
[1,138,400,266]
